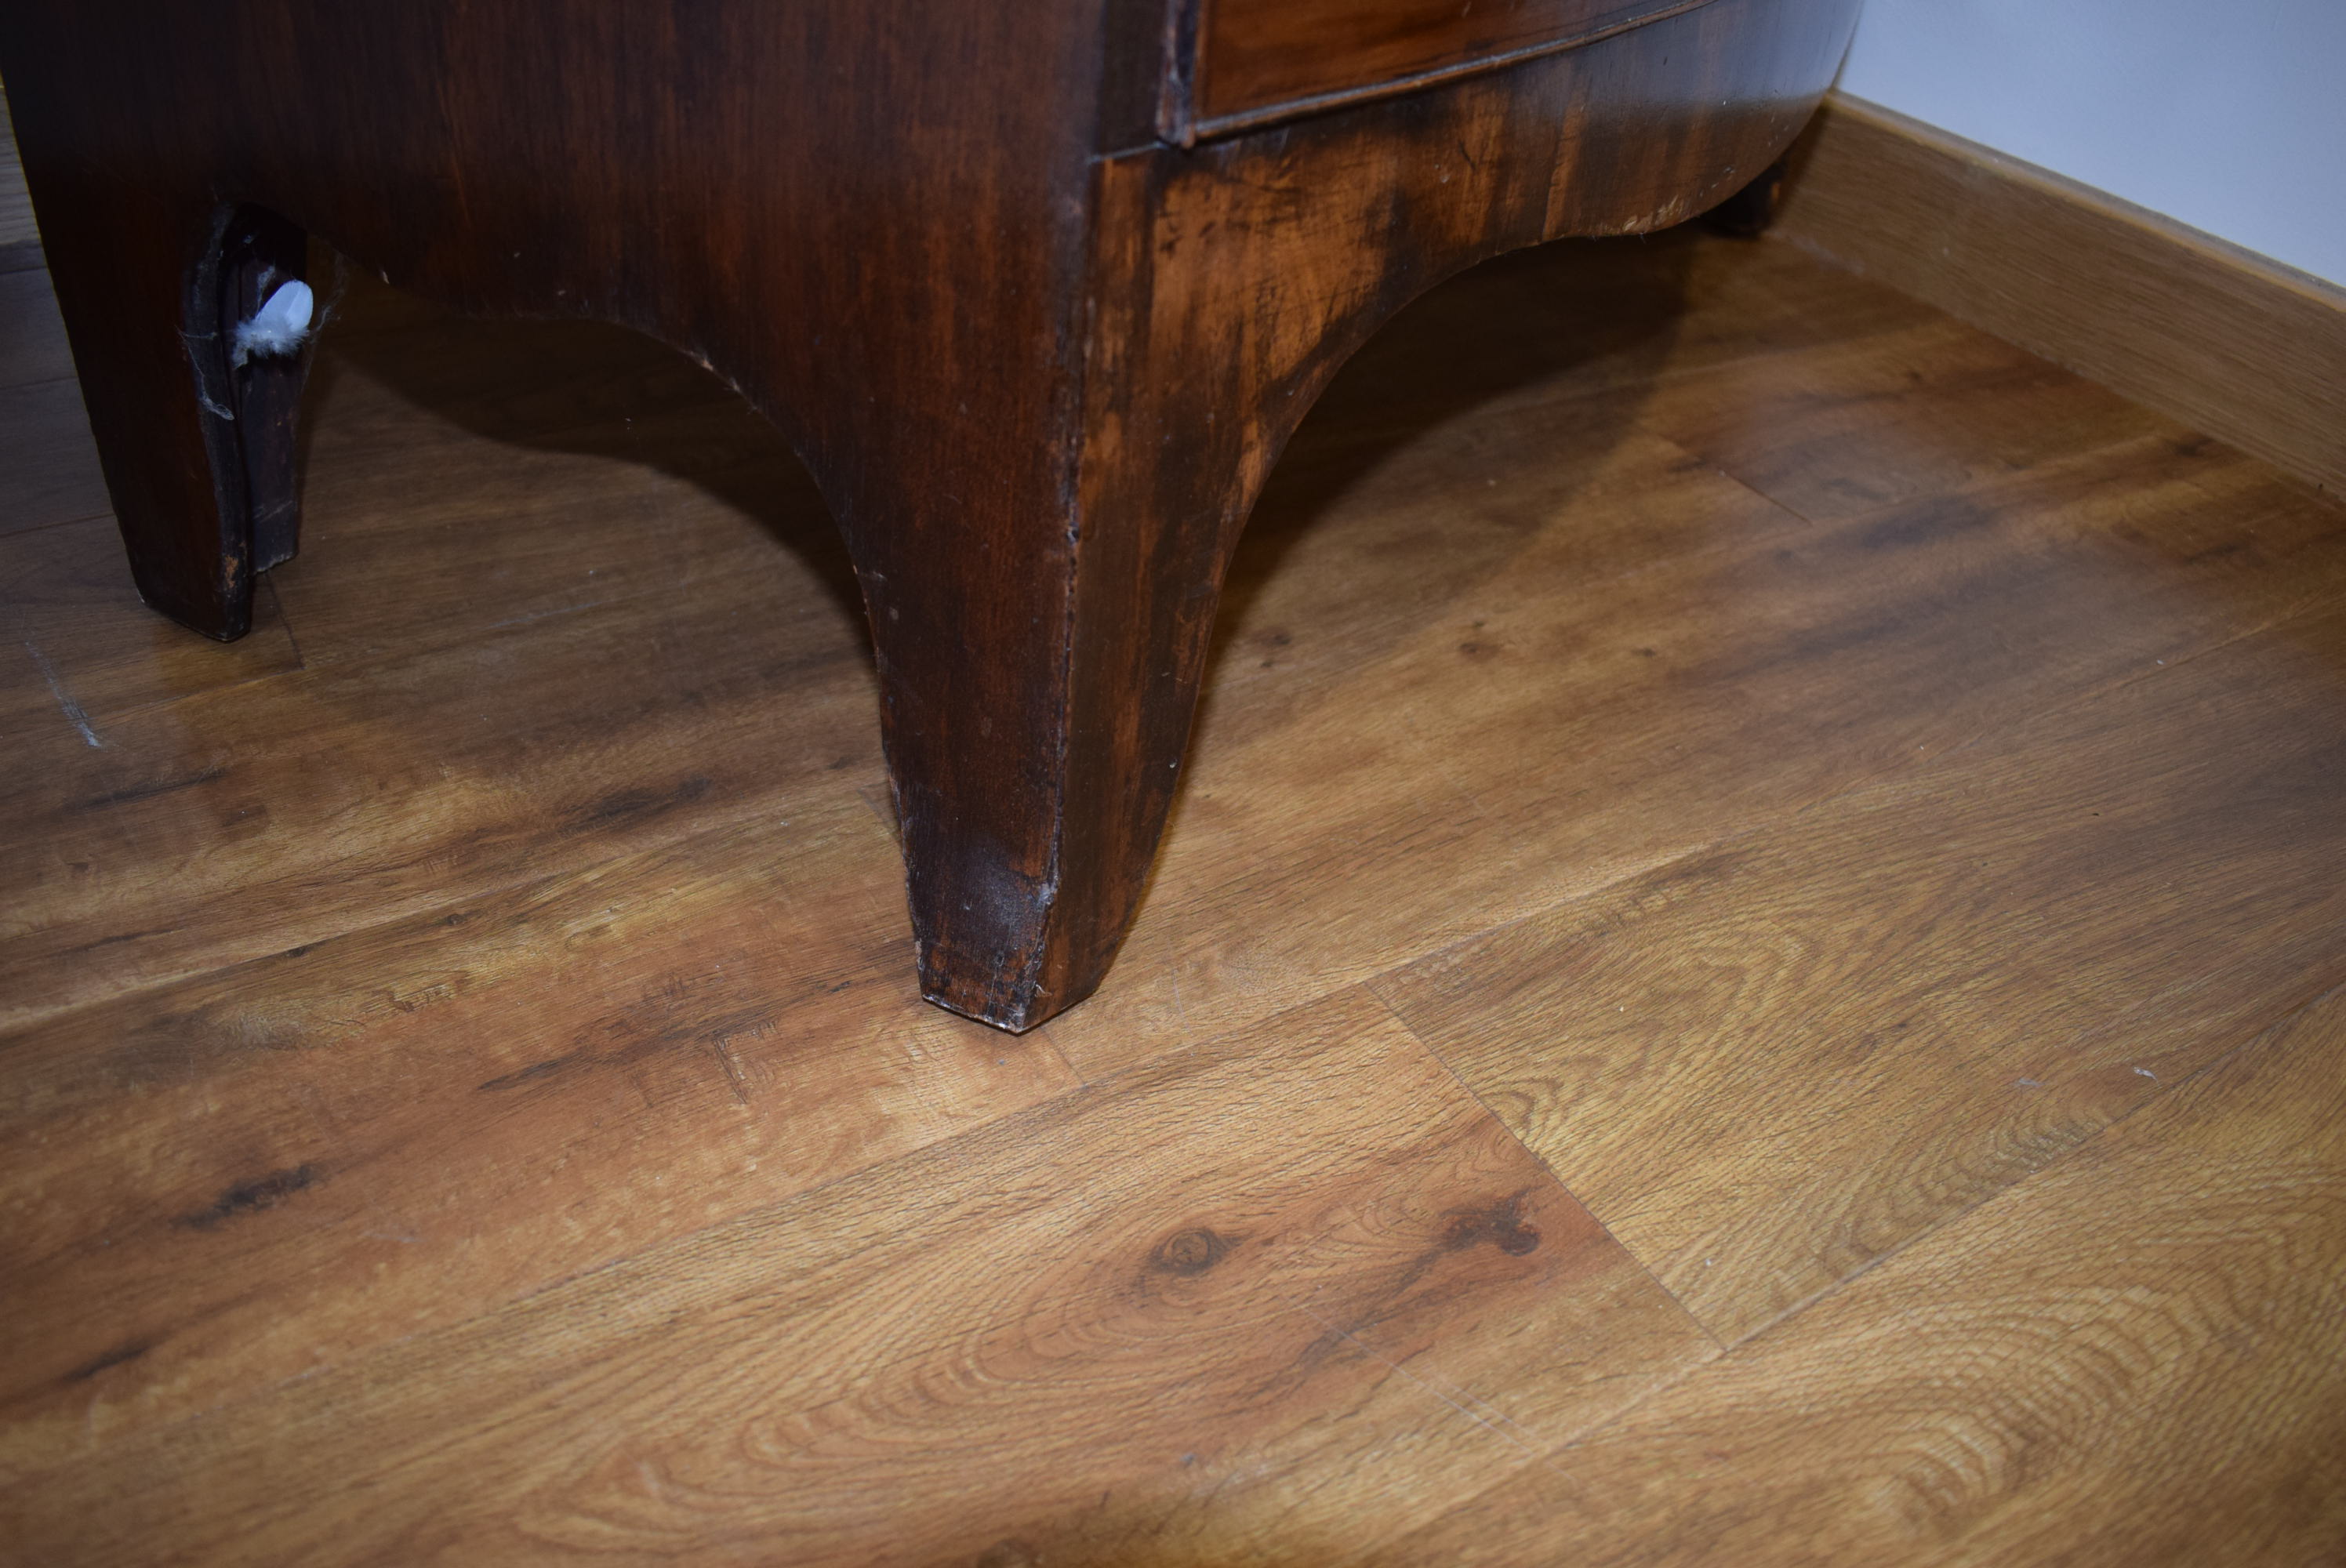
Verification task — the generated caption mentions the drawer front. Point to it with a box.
[1178,0,1709,137]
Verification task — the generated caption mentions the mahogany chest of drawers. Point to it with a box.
[2,0,1861,1027]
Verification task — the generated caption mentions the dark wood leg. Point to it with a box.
[34,191,312,641]
[852,430,1243,1033]
[218,207,316,575]
[844,37,1858,1029]
[837,267,1265,1033]
[855,354,1289,1030]
[832,136,1390,1029]
[1703,157,1794,238]
[846,130,1507,1032]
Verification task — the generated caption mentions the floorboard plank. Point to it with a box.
[2,990,1712,1566]
[1,514,303,747]
[0,797,1077,1476]
[0,532,881,1028]
[1629,314,2178,524]
[1306,223,1943,448]
[1374,987,2346,1567]
[6,216,2344,1565]
[0,264,70,388]
[277,289,850,671]
[1378,593,2346,1343]
[0,377,107,536]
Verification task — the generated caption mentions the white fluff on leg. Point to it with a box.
[231,279,314,367]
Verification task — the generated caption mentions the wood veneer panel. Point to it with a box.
[1378,989,2346,1566]
[1182,0,1712,135]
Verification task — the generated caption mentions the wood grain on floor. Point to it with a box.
[4,218,2343,1565]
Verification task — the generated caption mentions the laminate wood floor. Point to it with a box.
[4,205,2343,1566]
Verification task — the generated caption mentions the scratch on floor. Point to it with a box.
[710,1035,753,1105]
[485,599,615,631]
[1167,931,1192,1039]
[24,640,102,747]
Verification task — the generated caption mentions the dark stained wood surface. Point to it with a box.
[0,0,1858,1031]
[1180,0,1712,137]
[5,176,2345,1562]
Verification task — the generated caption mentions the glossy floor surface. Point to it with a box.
[4,147,2344,1563]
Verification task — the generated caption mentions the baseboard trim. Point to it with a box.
[1771,94,2346,500]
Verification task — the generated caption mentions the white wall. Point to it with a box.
[1837,0,2346,287]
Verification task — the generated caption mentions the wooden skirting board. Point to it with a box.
[1771,94,2346,500]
